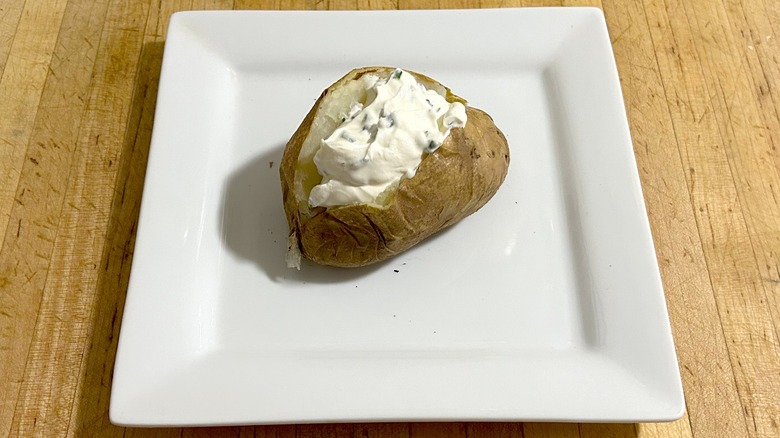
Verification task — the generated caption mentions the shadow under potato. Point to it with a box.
[219,143,457,283]
[219,143,389,283]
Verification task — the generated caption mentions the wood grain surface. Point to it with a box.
[1,0,779,437]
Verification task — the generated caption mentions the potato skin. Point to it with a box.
[281,67,510,268]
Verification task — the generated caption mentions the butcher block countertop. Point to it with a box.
[1,0,779,437]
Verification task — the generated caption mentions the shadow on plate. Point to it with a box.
[219,143,393,283]
[219,143,459,284]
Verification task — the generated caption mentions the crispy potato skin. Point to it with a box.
[280,67,510,268]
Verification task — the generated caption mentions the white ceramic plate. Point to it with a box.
[110,8,684,426]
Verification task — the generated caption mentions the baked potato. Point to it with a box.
[280,66,509,268]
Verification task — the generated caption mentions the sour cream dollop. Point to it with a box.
[308,69,467,208]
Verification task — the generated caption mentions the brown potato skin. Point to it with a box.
[280,67,510,268]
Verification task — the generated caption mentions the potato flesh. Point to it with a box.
[295,72,456,214]
[295,80,370,217]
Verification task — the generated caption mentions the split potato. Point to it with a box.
[280,67,510,268]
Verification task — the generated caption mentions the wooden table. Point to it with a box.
[1,0,778,437]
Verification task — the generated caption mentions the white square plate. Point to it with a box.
[110,8,684,426]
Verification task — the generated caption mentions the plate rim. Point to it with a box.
[110,7,684,426]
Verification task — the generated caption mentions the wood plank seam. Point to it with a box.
[742,0,780,118]
[721,4,780,210]
[0,0,82,434]
[3,0,117,432]
[637,0,751,436]
[0,0,68,249]
[60,1,154,433]
[55,88,108,438]
[755,0,780,293]
[0,0,27,78]
[71,3,189,436]
[677,0,780,434]
[707,0,780,344]
[642,7,720,433]
[672,6,761,438]
[5,0,153,434]
[6,3,113,407]
[704,23,780,345]
[729,0,780,303]
[712,5,780,426]
[675,0,773,419]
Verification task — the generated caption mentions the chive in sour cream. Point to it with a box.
[308,69,467,208]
